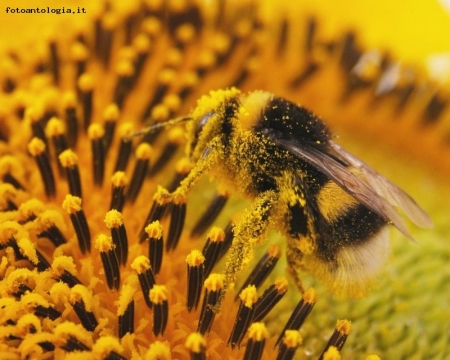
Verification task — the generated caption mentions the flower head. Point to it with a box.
[0,0,448,359]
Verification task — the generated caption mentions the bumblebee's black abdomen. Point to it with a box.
[315,204,388,262]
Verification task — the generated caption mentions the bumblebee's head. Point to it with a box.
[186,88,242,160]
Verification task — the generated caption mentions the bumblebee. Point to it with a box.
[137,88,433,298]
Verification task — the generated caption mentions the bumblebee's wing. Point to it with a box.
[274,138,431,241]
[329,142,433,229]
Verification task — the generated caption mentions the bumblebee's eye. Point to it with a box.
[190,111,215,154]
[195,111,215,138]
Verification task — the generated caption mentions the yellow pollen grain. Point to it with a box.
[175,23,196,43]
[163,94,181,112]
[21,293,50,309]
[131,255,151,274]
[71,42,89,61]
[62,194,82,214]
[18,199,45,219]
[17,237,38,265]
[117,283,137,316]
[158,68,176,84]
[239,285,258,308]
[118,47,136,63]
[104,209,123,229]
[33,210,65,233]
[0,221,23,245]
[336,319,352,335]
[0,184,19,211]
[63,91,77,108]
[70,285,94,312]
[235,19,253,38]
[94,234,114,252]
[49,282,71,304]
[24,106,44,124]
[52,255,77,276]
[274,277,289,293]
[0,156,21,177]
[0,257,9,278]
[192,87,240,119]
[168,127,185,144]
[211,33,230,55]
[204,273,225,292]
[303,288,318,304]
[6,268,36,293]
[16,313,42,337]
[208,226,225,242]
[153,186,171,205]
[172,192,187,205]
[141,16,162,36]
[27,137,46,156]
[145,220,163,239]
[133,34,151,53]
[135,143,152,159]
[78,73,94,92]
[181,71,199,88]
[45,117,65,137]
[267,244,281,258]
[53,321,92,348]
[185,332,206,353]
[283,330,302,348]
[186,250,205,267]
[151,104,170,121]
[247,322,269,341]
[88,123,105,140]
[92,335,123,358]
[103,103,120,122]
[102,13,118,30]
[149,284,168,304]
[59,149,78,167]
[298,237,315,255]
[116,59,134,77]
[175,158,193,174]
[118,122,134,137]
[166,48,183,67]
[323,346,341,360]
[198,49,216,69]
[146,340,171,360]
[111,171,128,187]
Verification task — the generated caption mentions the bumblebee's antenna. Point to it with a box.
[124,116,192,141]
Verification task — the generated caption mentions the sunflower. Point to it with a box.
[0,0,448,359]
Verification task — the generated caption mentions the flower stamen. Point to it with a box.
[59,149,82,198]
[149,284,169,336]
[228,285,258,349]
[243,322,268,360]
[319,319,352,359]
[62,195,91,254]
[276,288,317,346]
[95,234,120,291]
[126,143,152,203]
[197,273,224,335]
[131,255,156,309]
[186,249,205,312]
[253,276,288,322]
[191,194,229,238]
[28,137,56,198]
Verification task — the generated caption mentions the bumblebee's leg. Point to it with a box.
[223,190,278,294]
[286,244,305,293]
[171,138,221,200]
